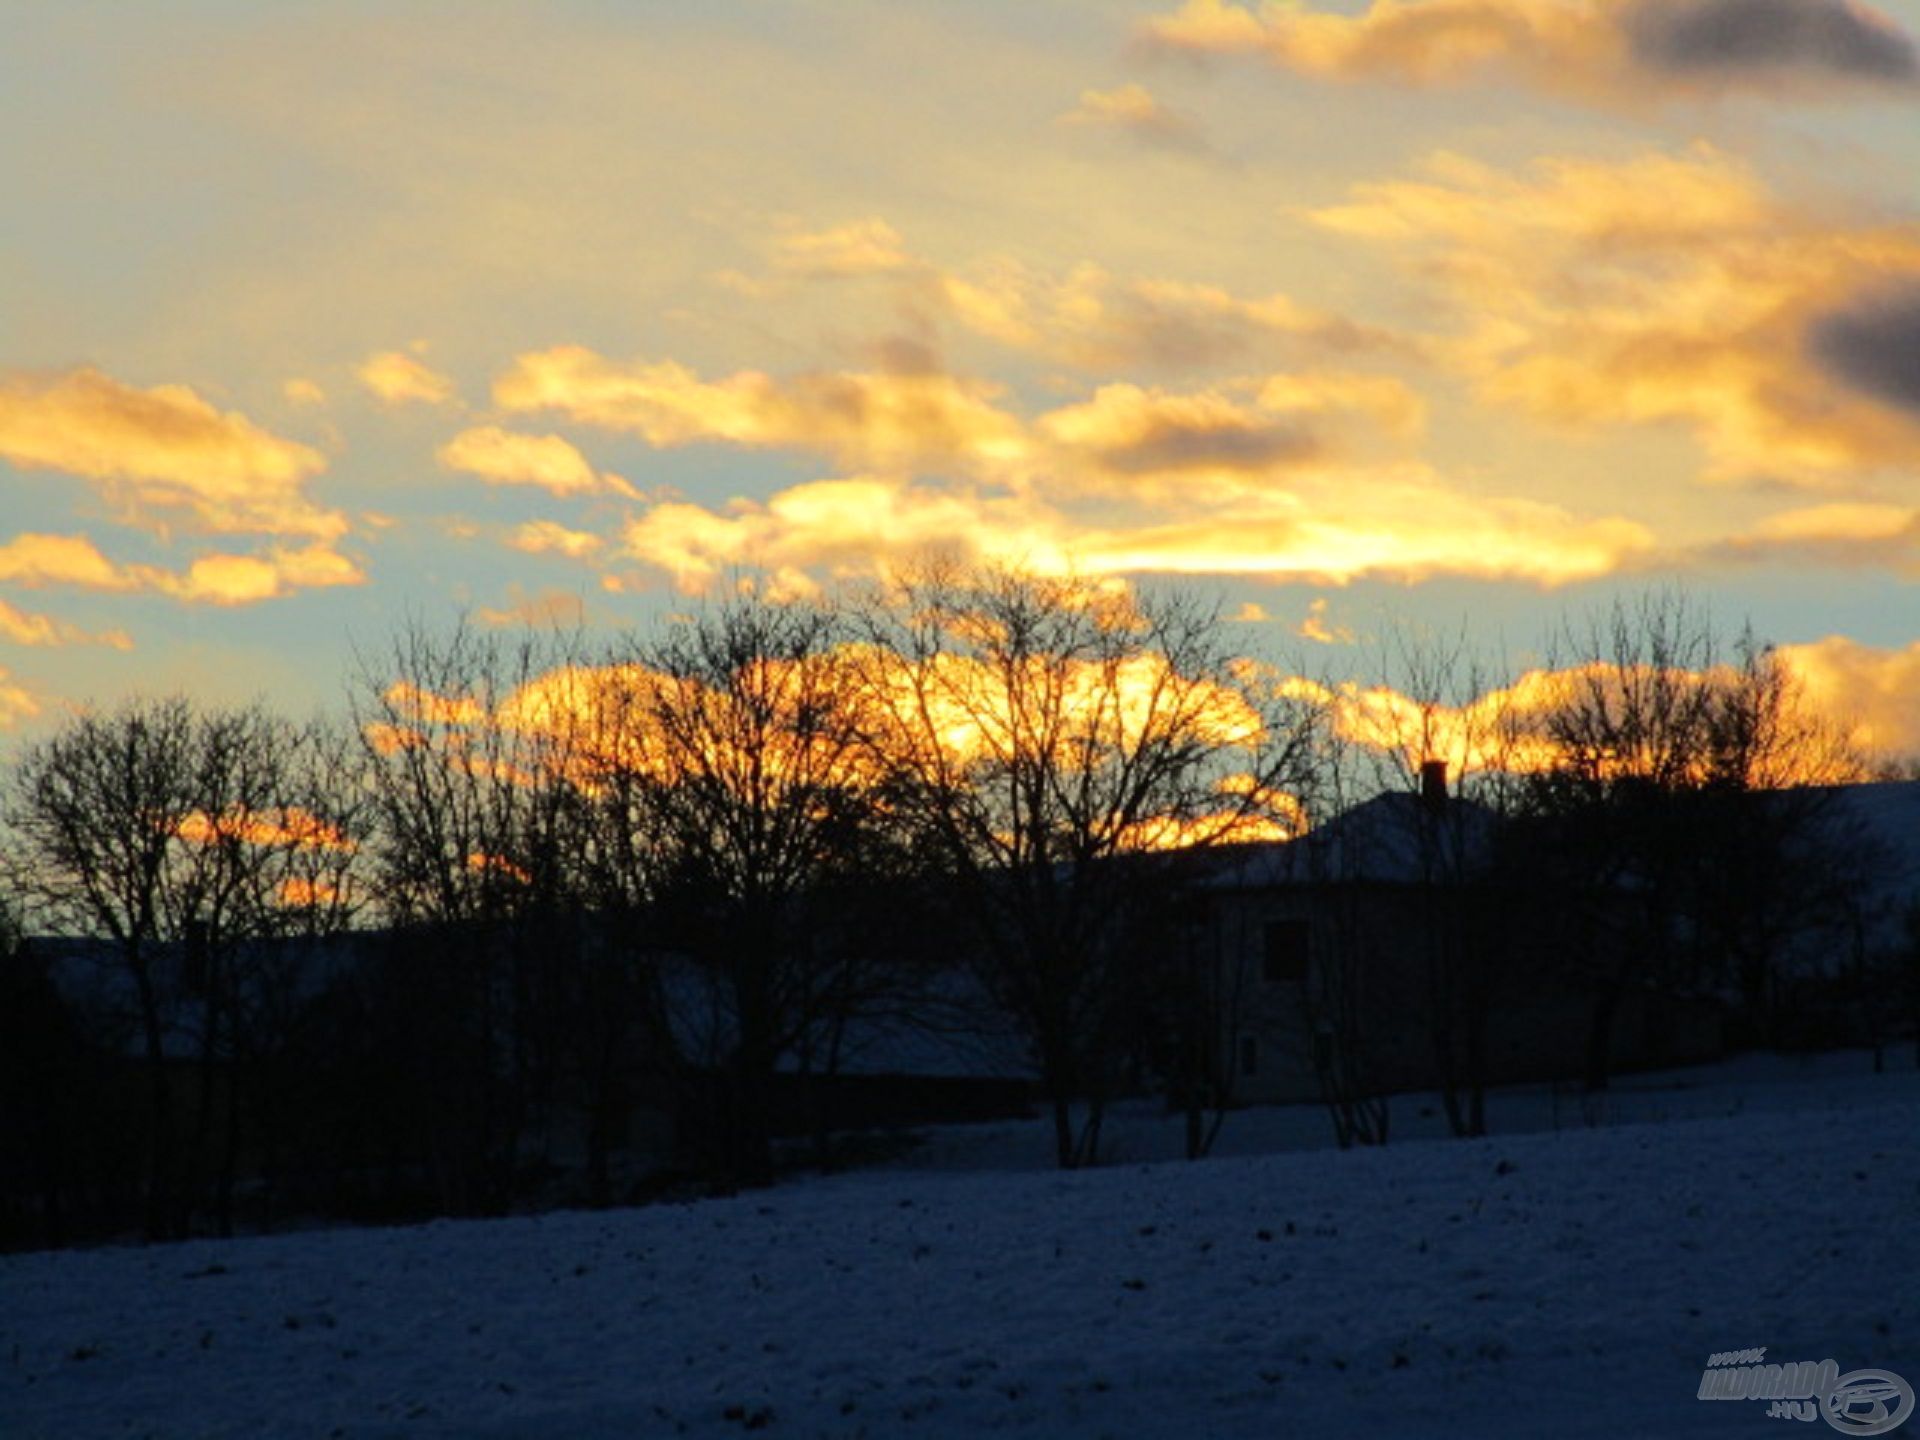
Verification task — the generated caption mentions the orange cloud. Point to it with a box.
[0,529,361,609]
[438,425,633,497]
[0,597,131,649]
[384,680,486,728]
[1059,83,1208,150]
[617,462,1648,593]
[0,532,137,590]
[474,587,588,629]
[622,477,1067,593]
[357,350,457,406]
[1778,636,1920,759]
[1295,597,1353,644]
[494,346,1030,475]
[176,805,355,852]
[1070,472,1654,586]
[154,544,364,606]
[511,519,605,560]
[0,367,340,539]
[1036,374,1425,496]
[1312,146,1920,484]
[1142,0,1918,102]
[0,666,38,729]
[772,218,913,277]
[936,260,1408,372]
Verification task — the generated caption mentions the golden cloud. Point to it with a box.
[0,529,362,610]
[175,805,355,852]
[1059,83,1208,150]
[474,587,588,630]
[153,544,364,606]
[0,597,132,649]
[1778,635,1920,758]
[0,367,341,539]
[0,666,38,729]
[1295,597,1354,645]
[1142,0,1918,101]
[438,425,633,497]
[772,218,913,277]
[1037,382,1320,488]
[494,346,1031,476]
[622,477,1069,593]
[511,519,605,560]
[1071,472,1654,586]
[357,350,457,406]
[0,532,138,590]
[936,260,1408,372]
[1312,146,1920,484]
[617,462,1648,593]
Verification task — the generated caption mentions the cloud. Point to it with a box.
[1141,0,1919,102]
[615,461,1649,594]
[1626,0,1918,85]
[1033,373,1426,499]
[0,529,361,606]
[1806,283,1920,417]
[494,346,1031,476]
[1296,597,1354,644]
[1058,83,1209,151]
[154,544,364,606]
[1038,383,1320,486]
[1778,635,1920,758]
[0,366,341,539]
[935,261,1408,373]
[771,219,913,278]
[283,378,328,407]
[0,597,132,649]
[1071,475,1653,586]
[0,532,139,590]
[510,519,605,560]
[474,587,588,630]
[358,350,457,407]
[0,666,38,729]
[1312,146,1920,484]
[621,477,1067,593]
[437,425,635,497]
[729,221,1404,375]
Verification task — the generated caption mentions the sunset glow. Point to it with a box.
[3,2,1918,770]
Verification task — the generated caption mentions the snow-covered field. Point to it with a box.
[4,1054,1916,1440]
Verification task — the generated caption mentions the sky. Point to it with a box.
[5,0,1920,760]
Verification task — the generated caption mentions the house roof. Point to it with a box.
[1201,790,1500,891]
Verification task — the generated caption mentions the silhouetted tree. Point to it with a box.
[3,697,360,1237]
[1519,595,1867,1085]
[856,565,1327,1168]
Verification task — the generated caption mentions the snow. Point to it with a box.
[4,1054,1916,1439]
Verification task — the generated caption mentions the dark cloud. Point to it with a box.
[1808,284,1920,416]
[1627,0,1918,85]
[1097,419,1319,475]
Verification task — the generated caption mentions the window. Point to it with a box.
[1239,1034,1259,1078]
[1262,919,1309,984]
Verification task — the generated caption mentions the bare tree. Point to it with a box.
[1520,594,1869,1084]
[3,697,362,1237]
[855,564,1327,1168]
[353,620,600,1213]
[601,592,902,1186]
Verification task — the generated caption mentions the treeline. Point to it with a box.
[0,568,1320,1246]
[0,572,1911,1248]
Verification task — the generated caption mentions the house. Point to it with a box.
[1187,763,1728,1111]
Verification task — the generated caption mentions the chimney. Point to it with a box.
[1419,758,1448,815]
